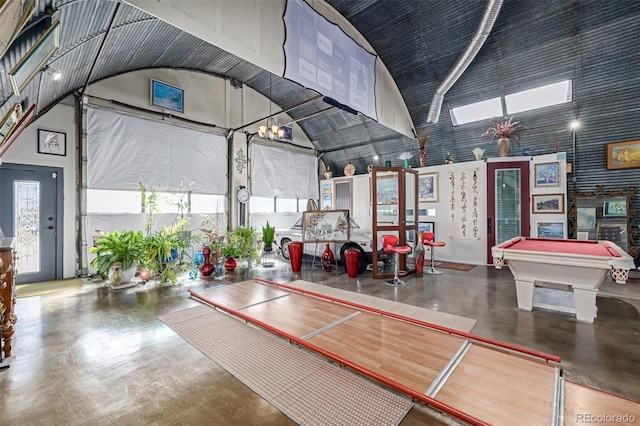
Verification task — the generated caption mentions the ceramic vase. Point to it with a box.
[321,243,335,272]
[472,147,485,160]
[498,138,510,157]
[199,246,214,276]
[419,150,426,167]
[224,257,237,272]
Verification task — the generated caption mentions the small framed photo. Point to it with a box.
[532,193,564,214]
[151,79,184,113]
[603,200,627,217]
[534,162,560,187]
[536,221,564,239]
[577,231,590,240]
[418,221,435,237]
[406,229,415,242]
[418,172,438,202]
[38,129,66,156]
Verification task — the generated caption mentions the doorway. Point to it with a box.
[486,161,530,264]
[0,164,63,283]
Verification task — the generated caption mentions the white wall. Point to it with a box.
[529,152,568,238]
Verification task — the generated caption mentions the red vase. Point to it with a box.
[199,246,214,276]
[321,243,335,272]
[224,257,237,271]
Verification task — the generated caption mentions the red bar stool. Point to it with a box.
[422,231,446,275]
[382,235,411,286]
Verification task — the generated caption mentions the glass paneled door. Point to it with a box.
[0,165,63,283]
[486,161,530,264]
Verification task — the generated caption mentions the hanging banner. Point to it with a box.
[449,168,481,240]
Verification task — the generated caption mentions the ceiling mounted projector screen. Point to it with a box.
[283,0,378,121]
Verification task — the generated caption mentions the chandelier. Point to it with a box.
[258,117,284,140]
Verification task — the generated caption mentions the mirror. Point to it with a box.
[568,185,638,260]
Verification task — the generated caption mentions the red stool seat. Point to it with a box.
[382,235,410,285]
[422,232,446,275]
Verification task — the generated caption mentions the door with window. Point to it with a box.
[487,161,530,264]
[0,164,63,283]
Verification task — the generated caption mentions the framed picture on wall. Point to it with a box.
[577,207,597,230]
[606,139,640,170]
[418,172,438,202]
[536,221,564,239]
[418,221,434,236]
[38,129,66,156]
[534,162,560,187]
[577,231,590,240]
[532,193,564,213]
[150,79,184,113]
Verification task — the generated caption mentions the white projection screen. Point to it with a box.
[283,0,378,121]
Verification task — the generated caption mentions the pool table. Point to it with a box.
[491,237,636,323]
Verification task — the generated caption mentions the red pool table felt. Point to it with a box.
[499,237,621,257]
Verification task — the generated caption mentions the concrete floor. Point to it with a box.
[1,260,639,425]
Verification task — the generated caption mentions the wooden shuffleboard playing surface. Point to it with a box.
[189,279,640,425]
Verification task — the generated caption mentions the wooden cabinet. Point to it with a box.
[371,167,419,279]
[0,237,16,368]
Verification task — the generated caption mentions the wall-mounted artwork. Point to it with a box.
[418,172,438,202]
[606,139,640,170]
[418,221,434,236]
[151,79,184,113]
[534,162,560,187]
[532,193,564,213]
[37,129,66,156]
[302,210,350,242]
[536,221,565,239]
[9,19,60,96]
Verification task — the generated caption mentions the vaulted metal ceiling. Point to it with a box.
[2,0,640,182]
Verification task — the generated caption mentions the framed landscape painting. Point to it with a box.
[532,193,564,214]
[536,221,564,239]
[151,79,184,113]
[606,139,640,170]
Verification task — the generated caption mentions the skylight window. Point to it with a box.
[450,97,503,126]
[505,80,572,114]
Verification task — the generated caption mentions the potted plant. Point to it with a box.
[143,221,192,284]
[482,116,528,157]
[221,225,257,270]
[90,230,144,286]
[261,221,276,267]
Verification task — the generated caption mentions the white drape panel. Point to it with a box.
[250,144,319,199]
[87,106,227,194]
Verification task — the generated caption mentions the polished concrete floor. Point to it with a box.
[1,260,639,425]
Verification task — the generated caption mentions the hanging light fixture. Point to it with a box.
[44,65,62,81]
[258,73,285,140]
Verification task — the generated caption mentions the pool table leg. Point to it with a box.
[515,279,534,311]
[573,288,598,323]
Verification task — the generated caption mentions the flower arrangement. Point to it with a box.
[482,116,528,146]
[398,151,413,160]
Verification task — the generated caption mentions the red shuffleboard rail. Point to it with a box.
[188,288,490,426]
[253,277,561,364]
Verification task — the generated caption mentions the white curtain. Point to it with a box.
[87,106,227,194]
[250,143,319,199]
